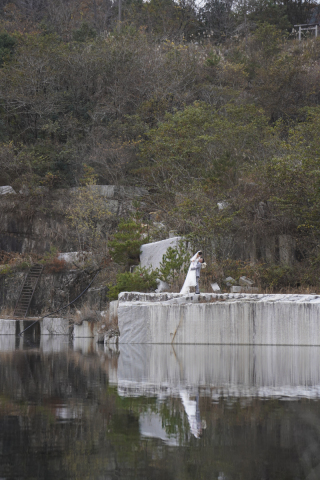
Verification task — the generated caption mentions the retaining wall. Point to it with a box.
[118,292,320,345]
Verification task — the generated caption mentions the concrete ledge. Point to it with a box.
[118,292,320,345]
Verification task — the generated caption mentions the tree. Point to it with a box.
[158,241,190,283]
[199,0,235,41]
[67,165,110,256]
[108,219,147,268]
[0,32,15,66]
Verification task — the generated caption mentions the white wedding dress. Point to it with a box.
[180,251,200,294]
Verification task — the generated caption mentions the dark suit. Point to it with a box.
[191,261,202,294]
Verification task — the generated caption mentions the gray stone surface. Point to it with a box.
[0,186,16,195]
[118,292,320,345]
[0,319,22,334]
[42,317,70,335]
[239,276,254,286]
[73,320,99,339]
[230,286,242,293]
[140,237,182,270]
[231,286,259,293]
[155,279,170,293]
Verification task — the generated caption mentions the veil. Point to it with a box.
[180,251,200,294]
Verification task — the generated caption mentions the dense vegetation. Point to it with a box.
[1,0,320,290]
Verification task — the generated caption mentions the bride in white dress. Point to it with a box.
[180,251,201,294]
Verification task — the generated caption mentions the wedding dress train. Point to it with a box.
[180,251,200,294]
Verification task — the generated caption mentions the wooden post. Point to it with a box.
[299,26,301,41]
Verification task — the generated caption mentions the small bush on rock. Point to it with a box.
[107,267,158,300]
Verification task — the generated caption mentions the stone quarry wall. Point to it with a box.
[0,185,147,254]
[118,292,320,345]
[0,269,107,315]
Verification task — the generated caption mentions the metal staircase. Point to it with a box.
[14,264,43,318]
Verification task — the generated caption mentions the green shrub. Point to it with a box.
[158,241,190,283]
[107,267,158,300]
[108,220,147,268]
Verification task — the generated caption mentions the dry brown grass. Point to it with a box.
[68,302,118,333]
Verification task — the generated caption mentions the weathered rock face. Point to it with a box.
[0,185,147,254]
[117,292,320,345]
[0,269,107,316]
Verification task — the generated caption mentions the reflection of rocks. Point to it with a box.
[117,344,320,400]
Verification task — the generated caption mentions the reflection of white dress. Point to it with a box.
[180,251,200,294]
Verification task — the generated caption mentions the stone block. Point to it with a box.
[0,319,22,334]
[118,292,320,345]
[42,317,69,335]
[0,186,16,195]
[73,320,99,338]
[239,276,254,286]
[140,237,182,270]
[244,286,259,293]
[155,279,170,293]
[230,286,242,293]
[225,276,236,286]
[211,282,220,292]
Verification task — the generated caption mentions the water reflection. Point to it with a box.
[118,344,320,399]
[1,338,320,479]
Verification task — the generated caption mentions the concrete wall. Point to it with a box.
[118,292,320,345]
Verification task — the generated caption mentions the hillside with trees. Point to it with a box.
[1,0,320,291]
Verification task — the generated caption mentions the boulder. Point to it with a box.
[0,186,16,195]
[239,276,254,286]
[140,237,182,271]
[211,282,221,292]
[155,279,170,293]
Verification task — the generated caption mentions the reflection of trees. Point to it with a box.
[1,350,320,479]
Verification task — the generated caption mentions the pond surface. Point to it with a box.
[1,336,320,479]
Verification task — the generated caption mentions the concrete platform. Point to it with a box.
[118,292,320,345]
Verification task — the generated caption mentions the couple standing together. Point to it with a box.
[180,251,205,295]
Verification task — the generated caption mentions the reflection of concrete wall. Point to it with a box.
[118,292,320,345]
[117,344,320,399]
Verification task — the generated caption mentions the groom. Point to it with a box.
[191,256,204,294]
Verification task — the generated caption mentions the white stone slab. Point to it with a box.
[118,292,320,345]
[42,317,69,335]
[0,186,16,195]
[140,237,182,270]
[73,320,99,338]
[0,319,19,335]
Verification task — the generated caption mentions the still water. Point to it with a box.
[1,336,320,479]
